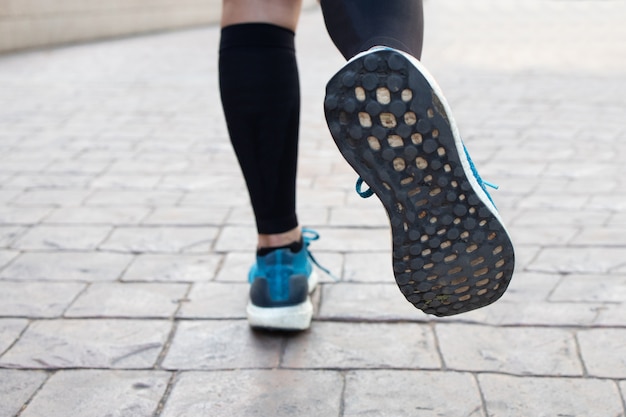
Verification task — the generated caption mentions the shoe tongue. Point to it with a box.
[257,238,303,256]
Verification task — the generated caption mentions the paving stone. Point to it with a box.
[162,320,282,370]
[180,190,250,207]
[89,174,163,189]
[214,252,252,282]
[2,157,50,173]
[158,174,246,191]
[445,272,604,326]
[0,252,132,281]
[478,374,624,417]
[436,324,582,376]
[306,227,392,252]
[0,319,28,354]
[458,299,604,327]
[589,194,626,211]
[329,207,388,227]
[122,253,222,282]
[0,190,21,204]
[0,369,48,417]
[313,173,359,193]
[44,158,112,174]
[11,225,112,250]
[106,159,190,174]
[65,282,188,318]
[511,209,611,227]
[528,248,626,274]
[99,226,218,253]
[572,227,626,247]
[0,226,25,248]
[282,322,440,369]
[142,206,229,225]
[593,303,626,326]
[607,211,626,226]
[21,370,170,417]
[85,190,184,206]
[515,194,590,210]
[177,282,247,319]
[0,206,52,225]
[0,319,171,369]
[551,274,626,303]
[343,252,396,283]
[4,173,94,188]
[0,249,18,269]
[344,370,485,417]
[0,281,85,318]
[508,225,578,247]
[11,189,92,206]
[213,226,262,252]
[577,329,626,379]
[160,370,342,417]
[319,283,427,322]
[43,206,150,225]
[297,188,349,208]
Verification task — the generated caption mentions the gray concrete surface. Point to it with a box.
[1,0,625,416]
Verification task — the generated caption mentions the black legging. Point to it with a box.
[321,0,424,60]
[219,24,300,234]
[219,0,424,235]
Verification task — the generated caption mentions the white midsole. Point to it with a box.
[246,299,313,330]
[246,270,319,330]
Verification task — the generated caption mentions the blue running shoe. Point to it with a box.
[324,47,515,317]
[246,230,320,330]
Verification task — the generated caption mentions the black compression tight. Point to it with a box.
[219,23,300,234]
[320,0,424,60]
[219,1,424,235]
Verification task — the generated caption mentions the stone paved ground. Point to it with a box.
[1,0,626,416]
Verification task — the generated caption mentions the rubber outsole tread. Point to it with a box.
[324,49,515,317]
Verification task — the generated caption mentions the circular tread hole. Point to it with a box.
[393,158,406,172]
[367,136,381,151]
[358,112,372,128]
[404,112,417,126]
[354,86,366,101]
[387,135,404,148]
[380,113,397,128]
[376,87,391,104]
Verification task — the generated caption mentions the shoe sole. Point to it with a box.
[324,48,515,316]
[246,270,319,330]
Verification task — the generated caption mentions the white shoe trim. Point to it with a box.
[246,299,313,330]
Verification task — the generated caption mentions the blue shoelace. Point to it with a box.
[354,143,498,206]
[302,228,339,281]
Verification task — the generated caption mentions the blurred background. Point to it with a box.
[0,0,625,416]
